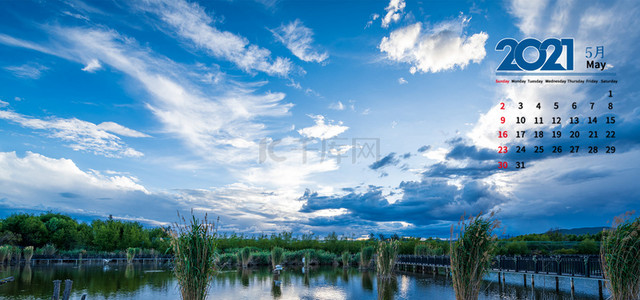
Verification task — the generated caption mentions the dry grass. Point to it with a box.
[450,212,499,300]
[600,211,640,300]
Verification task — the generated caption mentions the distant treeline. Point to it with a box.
[0,212,603,256]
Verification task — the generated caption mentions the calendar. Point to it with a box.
[493,38,618,170]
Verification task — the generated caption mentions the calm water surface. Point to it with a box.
[0,264,607,299]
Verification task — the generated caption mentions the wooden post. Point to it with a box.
[570,277,575,296]
[62,280,73,300]
[502,272,505,284]
[555,276,559,292]
[531,274,534,287]
[523,273,526,287]
[52,280,61,300]
[80,295,87,300]
[599,280,603,300]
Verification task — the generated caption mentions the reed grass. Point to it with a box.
[271,247,284,268]
[600,212,640,300]
[23,246,34,265]
[360,246,374,269]
[126,247,138,264]
[341,251,350,268]
[0,245,8,264]
[168,212,219,300]
[239,247,252,268]
[303,250,311,268]
[450,212,499,300]
[375,240,398,279]
[13,246,21,264]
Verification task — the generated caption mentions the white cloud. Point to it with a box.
[0,110,145,158]
[398,77,408,84]
[4,63,48,79]
[98,121,150,138]
[81,58,102,72]
[379,15,488,73]
[271,19,328,63]
[508,0,550,35]
[382,0,406,28]
[329,101,345,110]
[298,115,348,139]
[0,100,7,108]
[0,151,147,197]
[138,0,291,76]
[366,13,381,28]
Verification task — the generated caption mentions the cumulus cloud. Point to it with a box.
[4,63,48,79]
[381,0,406,28]
[271,19,328,63]
[137,0,292,76]
[81,58,102,72]
[379,15,488,73]
[0,110,145,158]
[297,115,348,139]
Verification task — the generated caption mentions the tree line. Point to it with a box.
[0,212,601,256]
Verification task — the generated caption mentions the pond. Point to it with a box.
[0,264,608,299]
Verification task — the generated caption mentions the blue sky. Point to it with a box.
[0,0,638,237]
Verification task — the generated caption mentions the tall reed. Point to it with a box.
[126,247,138,264]
[6,246,12,265]
[341,251,350,268]
[13,246,21,264]
[303,250,311,268]
[239,247,252,268]
[0,246,8,264]
[360,246,374,269]
[375,240,398,279]
[600,212,640,300]
[168,213,219,300]
[450,212,499,300]
[271,247,284,269]
[23,246,34,265]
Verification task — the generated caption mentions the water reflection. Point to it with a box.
[377,277,398,300]
[0,265,607,300]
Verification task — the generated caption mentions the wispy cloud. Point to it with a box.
[81,58,102,72]
[4,63,49,79]
[0,110,146,158]
[379,14,488,73]
[137,0,292,76]
[397,77,408,84]
[0,100,8,108]
[328,101,345,110]
[297,115,348,139]
[271,19,328,63]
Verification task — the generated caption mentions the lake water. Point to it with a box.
[0,264,608,299]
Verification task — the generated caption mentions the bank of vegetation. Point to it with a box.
[0,212,604,266]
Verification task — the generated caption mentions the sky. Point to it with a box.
[0,0,639,238]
